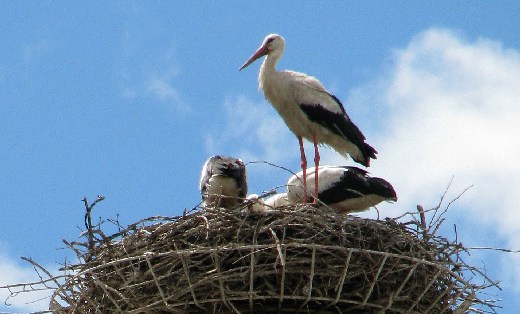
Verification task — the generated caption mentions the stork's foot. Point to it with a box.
[301,197,319,207]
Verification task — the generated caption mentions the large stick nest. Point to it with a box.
[45,201,497,313]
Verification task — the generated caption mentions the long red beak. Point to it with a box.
[239,45,269,71]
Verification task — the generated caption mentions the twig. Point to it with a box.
[83,195,105,260]
[246,160,298,177]
[467,247,520,253]
[429,176,454,227]
[20,257,61,289]
[417,205,427,237]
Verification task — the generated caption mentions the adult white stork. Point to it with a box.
[240,34,377,202]
[200,155,248,209]
[287,166,397,213]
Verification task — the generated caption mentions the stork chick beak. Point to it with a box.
[239,45,269,71]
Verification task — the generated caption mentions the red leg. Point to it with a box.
[298,136,308,203]
[312,134,320,204]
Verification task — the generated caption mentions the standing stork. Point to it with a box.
[240,34,377,203]
[287,166,397,213]
[200,155,248,209]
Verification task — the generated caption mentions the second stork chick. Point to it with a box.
[200,155,247,209]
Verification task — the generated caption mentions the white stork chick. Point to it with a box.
[287,166,397,214]
[264,192,290,208]
[240,34,377,203]
[246,193,289,213]
[200,155,248,209]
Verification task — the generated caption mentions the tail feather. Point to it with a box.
[351,142,377,167]
[362,143,377,167]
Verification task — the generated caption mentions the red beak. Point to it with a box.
[239,45,269,71]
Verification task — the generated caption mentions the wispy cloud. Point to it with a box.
[204,95,297,165]
[144,71,189,113]
[146,77,180,101]
[119,65,189,115]
[117,26,188,114]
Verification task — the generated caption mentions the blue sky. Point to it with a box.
[1,2,520,312]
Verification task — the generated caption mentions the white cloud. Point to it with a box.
[339,28,520,292]
[372,28,520,215]
[0,253,56,313]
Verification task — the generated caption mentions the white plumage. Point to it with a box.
[200,155,248,209]
[246,193,289,213]
[287,166,397,213]
[240,34,376,202]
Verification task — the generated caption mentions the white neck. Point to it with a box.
[259,50,282,91]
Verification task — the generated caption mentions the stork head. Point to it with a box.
[239,34,285,71]
[370,177,398,203]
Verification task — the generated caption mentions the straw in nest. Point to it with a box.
[43,200,497,313]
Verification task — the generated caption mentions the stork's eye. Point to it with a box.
[266,37,275,44]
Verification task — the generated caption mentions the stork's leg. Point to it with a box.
[312,134,320,204]
[298,136,308,203]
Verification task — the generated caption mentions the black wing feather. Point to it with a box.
[299,93,377,166]
[314,166,396,204]
[315,167,372,204]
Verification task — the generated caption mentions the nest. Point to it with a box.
[42,200,497,313]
